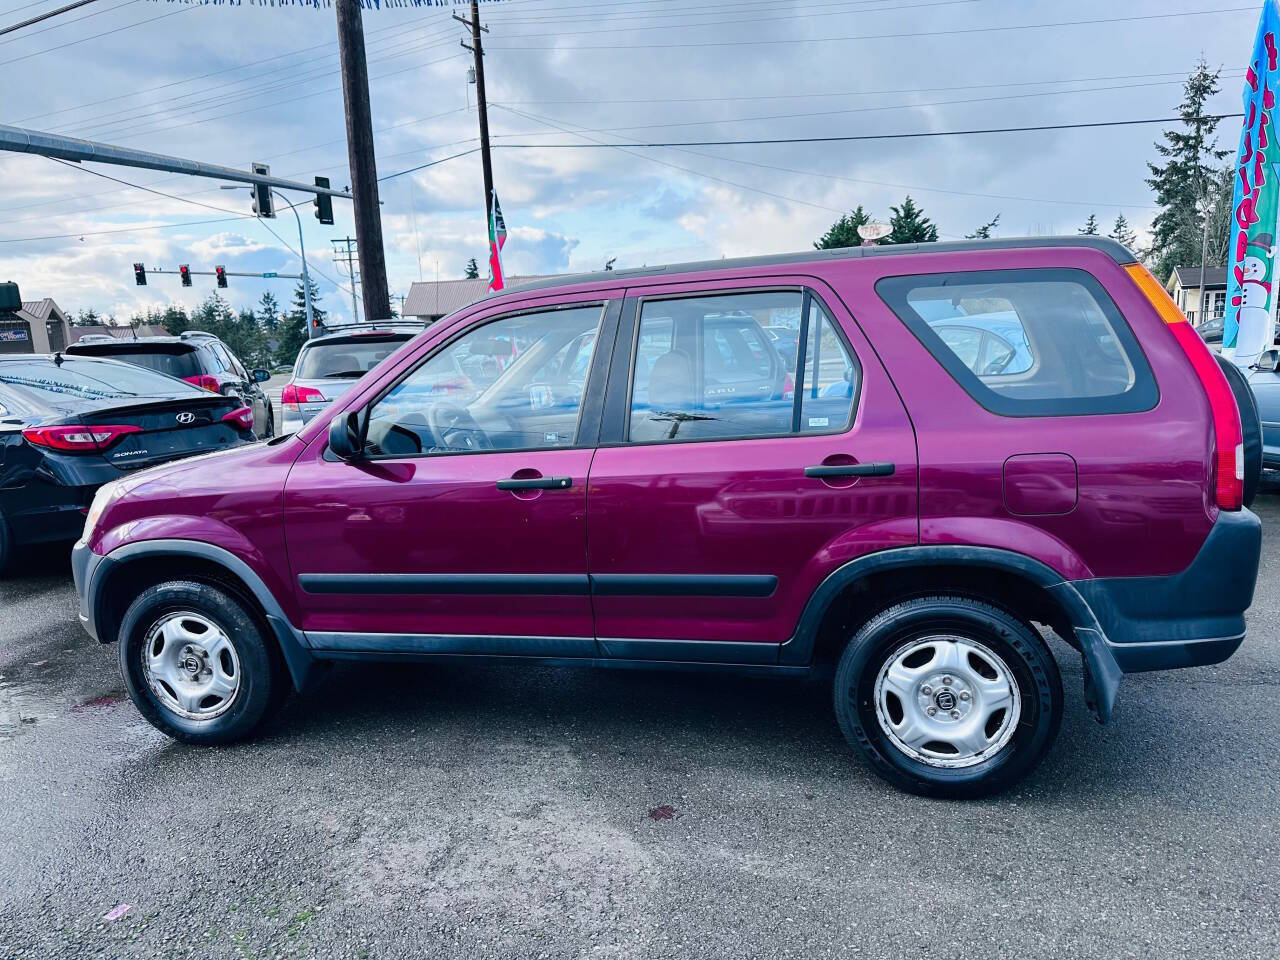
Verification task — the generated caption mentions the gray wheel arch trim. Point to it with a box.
[90,539,316,691]
[779,545,1121,722]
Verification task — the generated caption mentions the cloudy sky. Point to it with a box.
[0,0,1258,324]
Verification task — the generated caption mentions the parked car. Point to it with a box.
[66,331,274,438]
[72,237,1263,798]
[278,322,423,434]
[1245,347,1280,469]
[0,354,258,571]
[1198,315,1225,351]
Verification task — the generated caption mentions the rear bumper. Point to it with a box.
[1068,507,1261,670]
[1056,508,1260,721]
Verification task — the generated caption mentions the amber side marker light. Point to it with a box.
[1125,263,1243,510]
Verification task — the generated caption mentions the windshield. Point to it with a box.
[73,347,201,380]
[0,358,201,401]
[295,336,411,379]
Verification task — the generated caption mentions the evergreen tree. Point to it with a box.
[70,308,102,326]
[1205,163,1235,268]
[464,258,480,279]
[814,204,876,249]
[886,196,938,244]
[1109,214,1138,250]
[966,214,1000,239]
[276,278,326,365]
[159,305,189,336]
[1079,214,1100,236]
[1146,60,1230,280]
[257,291,281,333]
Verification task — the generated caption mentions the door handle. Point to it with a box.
[804,462,895,478]
[496,475,573,491]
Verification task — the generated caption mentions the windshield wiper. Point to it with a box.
[320,370,368,379]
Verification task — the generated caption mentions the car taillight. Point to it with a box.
[1126,264,1244,511]
[22,423,142,452]
[222,406,254,431]
[280,384,324,405]
[782,372,795,399]
[183,374,221,393]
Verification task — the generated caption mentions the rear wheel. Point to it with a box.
[118,580,279,744]
[833,596,1062,798]
[0,509,10,576]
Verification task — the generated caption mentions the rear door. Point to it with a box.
[585,276,918,663]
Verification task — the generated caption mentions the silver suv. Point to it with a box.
[279,322,423,434]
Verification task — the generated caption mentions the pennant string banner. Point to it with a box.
[145,1,506,8]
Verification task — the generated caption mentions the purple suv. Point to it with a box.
[71,237,1263,797]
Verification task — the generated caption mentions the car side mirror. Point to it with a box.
[1260,349,1280,373]
[328,410,365,461]
[252,368,271,383]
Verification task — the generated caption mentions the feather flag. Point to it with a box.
[1225,0,1280,367]
[487,189,507,293]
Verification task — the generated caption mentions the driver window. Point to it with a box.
[363,305,603,457]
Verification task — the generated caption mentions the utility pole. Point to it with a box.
[457,0,494,231]
[1198,195,1216,327]
[335,0,391,324]
[332,237,361,326]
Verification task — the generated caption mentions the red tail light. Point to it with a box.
[1126,264,1244,511]
[22,423,141,452]
[183,374,220,393]
[782,372,795,399]
[280,384,324,405]
[222,406,254,431]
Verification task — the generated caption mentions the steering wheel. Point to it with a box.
[426,403,493,451]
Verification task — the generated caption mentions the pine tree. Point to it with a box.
[276,278,326,365]
[1079,214,1100,236]
[1109,213,1138,250]
[464,258,480,279]
[814,204,875,249]
[257,291,281,333]
[966,214,1000,239]
[1146,59,1230,280]
[886,196,938,244]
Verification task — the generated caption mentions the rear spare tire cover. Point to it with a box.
[1215,354,1262,507]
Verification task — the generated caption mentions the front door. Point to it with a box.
[284,297,617,654]
[585,278,918,662]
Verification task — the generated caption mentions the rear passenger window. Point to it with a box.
[627,290,857,443]
[877,268,1157,416]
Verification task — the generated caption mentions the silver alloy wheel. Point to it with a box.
[873,635,1021,768]
[141,611,241,721]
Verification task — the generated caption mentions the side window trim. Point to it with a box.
[350,298,618,461]
[599,284,860,447]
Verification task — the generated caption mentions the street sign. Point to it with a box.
[262,272,278,278]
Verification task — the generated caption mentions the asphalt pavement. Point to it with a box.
[1,493,1279,959]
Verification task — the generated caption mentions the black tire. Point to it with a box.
[833,596,1062,799]
[265,404,275,440]
[118,580,278,744]
[1216,354,1262,507]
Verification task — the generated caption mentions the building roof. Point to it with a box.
[403,275,553,319]
[1170,265,1228,289]
[14,298,68,325]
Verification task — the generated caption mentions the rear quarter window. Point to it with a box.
[875,268,1158,417]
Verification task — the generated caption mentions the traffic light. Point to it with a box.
[250,162,274,219]
[133,263,146,286]
[313,176,334,226]
[179,264,192,287]
[215,265,227,289]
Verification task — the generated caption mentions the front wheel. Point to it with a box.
[118,581,280,744]
[833,596,1062,798]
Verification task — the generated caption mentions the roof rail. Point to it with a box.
[319,319,426,334]
[178,330,215,340]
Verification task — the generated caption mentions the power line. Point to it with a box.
[495,77,1230,138]
[489,113,1246,149]
[488,6,1257,49]
[494,103,1160,212]
[0,1,195,67]
[0,0,135,43]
